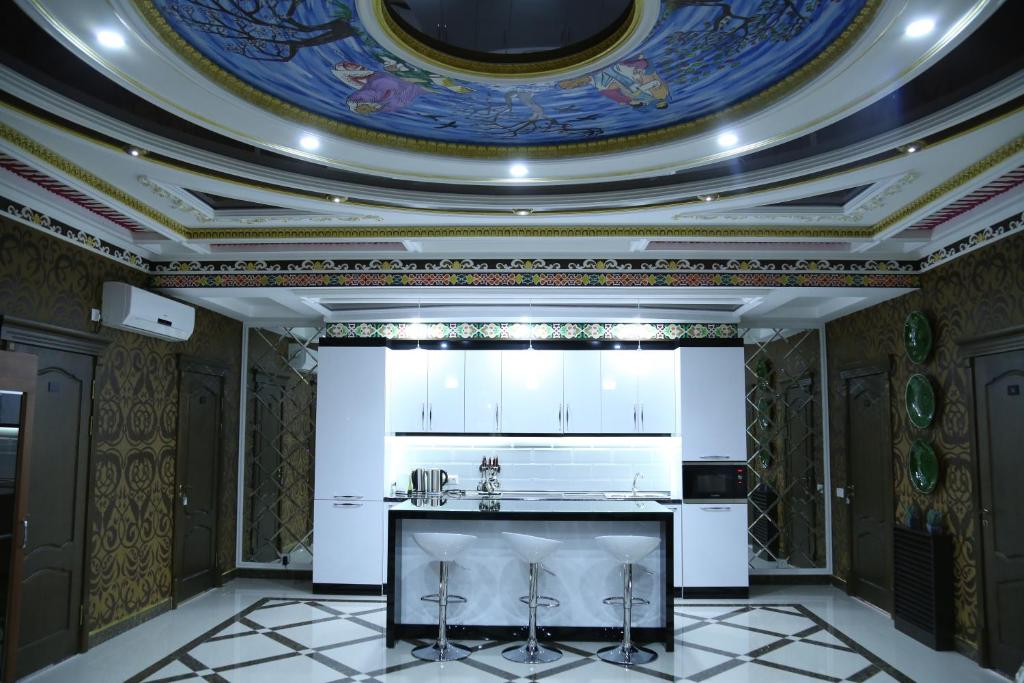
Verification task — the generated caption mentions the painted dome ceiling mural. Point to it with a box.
[146,0,871,150]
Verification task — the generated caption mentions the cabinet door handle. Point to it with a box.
[21,519,28,549]
[565,403,570,430]
[333,495,363,500]
[420,402,425,430]
[640,404,645,431]
[558,404,563,431]
[333,502,364,508]
[699,455,730,460]
[700,506,730,511]
[494,404,499,431]
[633,404,638,431]
[428,403,433,430]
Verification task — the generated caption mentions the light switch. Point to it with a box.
[835,487,845,498]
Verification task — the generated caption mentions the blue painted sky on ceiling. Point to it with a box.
[153,0,867,147]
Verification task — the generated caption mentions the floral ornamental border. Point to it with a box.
[149,271,918,288]
[151,256,919,275]
[919,210,1023,272]
[325,321,738,341]
[3,197,150,271]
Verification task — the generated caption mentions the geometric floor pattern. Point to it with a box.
[127,598,913,683]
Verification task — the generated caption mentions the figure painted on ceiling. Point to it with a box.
[333,57,473,115]
[559,56,670,109]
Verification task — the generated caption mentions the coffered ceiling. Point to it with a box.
[1,0,1022,325]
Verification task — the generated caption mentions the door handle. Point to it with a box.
[179,484,189,508]
[700,506,730,511]
[333,502,364,508]
[494,404,499,431]
[633,404,638,431]
[558,404,563,431]
[565,403,570,430]
[333,495,364,500]
[640,404,644,431]
[21,519,28,549]
[699,455,730,460]
[421,402,425,430]
[428,403,433,430]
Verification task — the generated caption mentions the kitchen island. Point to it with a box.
[385,498,674,650]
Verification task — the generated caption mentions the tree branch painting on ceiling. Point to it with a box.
[152,0,868,146]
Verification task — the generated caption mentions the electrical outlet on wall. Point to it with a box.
[835,487,845,498]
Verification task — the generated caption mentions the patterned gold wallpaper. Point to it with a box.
[826,230,1024,655]
[0,217,242,637]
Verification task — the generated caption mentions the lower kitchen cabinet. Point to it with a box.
[666,503,682,589]
[313,499,383,588]
[681,503,748,591]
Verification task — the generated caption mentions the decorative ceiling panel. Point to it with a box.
[147,0,870,150]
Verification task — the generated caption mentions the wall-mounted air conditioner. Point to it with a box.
[101,282,195,341]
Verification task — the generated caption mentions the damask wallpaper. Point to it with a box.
[826,229,1024,656]
[0,216,242,640]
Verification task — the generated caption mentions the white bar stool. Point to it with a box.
[501,532,563,664]
[595,535,661,666]
[412,532,477,662]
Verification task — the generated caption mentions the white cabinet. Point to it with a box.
[681,503,749,589]
[426,350,464,432]
[562,351,601,433]
[464,351,501,432]
[313,499,383,586]
[501,350,563,433]
[315,346,386,499]
[680,347,746,460]
[383,501,401,584]
[600,350,640,433]
[636,350,676,434]
[387,350,464,432]
[388,349,428,432]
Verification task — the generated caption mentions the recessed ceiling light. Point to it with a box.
[328,195,345,203]
[899,140,926,154]
[126,146,144,157]
[509,163,529,178]
[299,134,320,151]
[698,193,719,202]
[97,30,126,49]
[512,208,533,216]
[717,131,739,148]
[905,18,935,38]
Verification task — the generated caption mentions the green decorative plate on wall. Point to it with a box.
[908,439,939,494]
[903,311,932,364]
[905,374,936,429]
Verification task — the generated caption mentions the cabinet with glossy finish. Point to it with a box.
[464,351,501,432]
[501,350,563,433]
[680,347,746,460]
[562,351,601,433]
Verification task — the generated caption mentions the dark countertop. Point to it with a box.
[388,498,673,520]
[385,491,681,504]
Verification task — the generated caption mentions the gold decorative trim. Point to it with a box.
[2,118,1021,242]
[131,0,880,159]
[374,0,642,78]
[871,135,1024,235]
[0,122,190,237]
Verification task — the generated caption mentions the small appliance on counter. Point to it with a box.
[477,456,501,496]
[410,468,449,496]
[681,461,749,598]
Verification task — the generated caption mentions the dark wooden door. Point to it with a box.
[249,373,285,563]
[12,345,93,678]
[844,365,893,612]
[974,349,1024,675]
[173,360,225,604]
[0,351,38,683]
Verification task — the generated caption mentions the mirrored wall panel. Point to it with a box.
[241,326,321,567]
[742,328,827,570]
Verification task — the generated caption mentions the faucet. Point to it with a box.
[632,472,643,497]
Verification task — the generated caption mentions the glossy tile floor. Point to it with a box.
[22,580,1006,683]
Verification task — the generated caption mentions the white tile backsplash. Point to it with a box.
[386,438,679,495]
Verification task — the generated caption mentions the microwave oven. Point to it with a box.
[682,462,747,503]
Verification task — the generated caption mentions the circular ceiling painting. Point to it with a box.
[146,0,871,152]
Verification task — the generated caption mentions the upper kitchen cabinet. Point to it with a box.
[464,350,501,432]
[680,346,746,460]
[387,349,428,432]
[600,350,676,433]
[501,350,563,433]
[387,349,465,432]
[636,350,677,434]
[562,351,601,433]
[315,346,387,499]
[426,350,465,432]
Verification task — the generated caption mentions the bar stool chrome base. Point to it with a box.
[597,642,658,666]
[502,641,563,664]
[412,642,472,662]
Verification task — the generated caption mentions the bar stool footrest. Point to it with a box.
[420,593,468,604]
[602,596,650,607]
[518,595,560,608]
